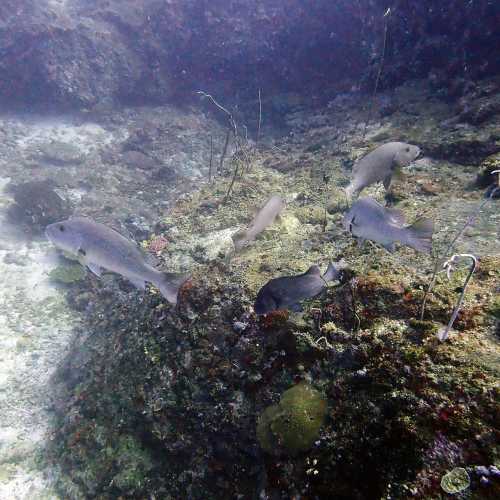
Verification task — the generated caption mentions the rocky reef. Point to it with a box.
[1,1,498,109]
[43,76,500,499]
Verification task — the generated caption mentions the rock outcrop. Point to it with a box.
[3,1,497,110]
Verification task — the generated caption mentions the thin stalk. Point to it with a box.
[208,135,214,183]
[437,254,477,341]
[420,186,500,319]
[196,90,237,136]
[224,159,241,203]
[257,88,262,144]
[362,7,391,140]
[219,129,231,173]
[322,174,330,232]
[197,90,252,199]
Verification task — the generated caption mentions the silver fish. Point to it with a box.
[343,197,434,253]
[254,262,344,314]
[232,194,285,250]
[345,142,420,199]
[45,217,188,304]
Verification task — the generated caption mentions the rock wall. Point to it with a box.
[377,0,500,93]
[0,0,498,109]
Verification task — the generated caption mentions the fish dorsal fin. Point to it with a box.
[305,265,321,276]
[386,207,406,225]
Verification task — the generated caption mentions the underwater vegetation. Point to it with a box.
[1,2,498,497]
[45,78,500,495]
[257,381,327,456]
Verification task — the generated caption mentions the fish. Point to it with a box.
[345,142,421,199]
[232,195,285,250]
[45,217,188,304]
[343,197,434,253]
[254,262,344,314]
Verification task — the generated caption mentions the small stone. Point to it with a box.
[233,321,247,333]
[40,140,84,165]
[440,468,471,494]
[488,465,500,477]
[480,476,490,486]
[474,465,490,476]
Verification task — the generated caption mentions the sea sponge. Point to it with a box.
[257,382,327,455]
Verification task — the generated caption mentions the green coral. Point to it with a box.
[440,467,470,494]
[488,295,500,319]
[49,264,86,284]
[257,382,327,455]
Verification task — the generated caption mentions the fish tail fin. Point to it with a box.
[323,260,347,282]
[157,272,190,304]
[406,218,434,253]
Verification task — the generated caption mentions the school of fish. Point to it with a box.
[45,141,433,314]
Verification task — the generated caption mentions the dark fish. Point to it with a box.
[254,262,343,314]
[345,142,420,199]
[343,197,434,253]
[45,217,188,304]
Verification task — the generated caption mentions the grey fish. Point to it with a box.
[345,142,421,199]
[45,217,188,304]
[343,197,434,253]
[232,195,284,250]
[254,262,343,314]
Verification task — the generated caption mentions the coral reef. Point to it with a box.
[6,179,73,234]
[2,70,495,498]
[257,382,327,455]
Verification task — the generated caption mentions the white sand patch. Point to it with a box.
[15,117,120,155]
[0,209,80,498]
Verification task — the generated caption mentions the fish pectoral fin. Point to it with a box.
[86,262,103,277]
[129,277,146,290]
[348,216,357,233]
[383,174,392,190]
[383,242,396,253]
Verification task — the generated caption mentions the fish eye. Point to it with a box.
[59,225,65,232]
[405,147,410,152]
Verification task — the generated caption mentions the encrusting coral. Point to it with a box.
[257,381,327,455]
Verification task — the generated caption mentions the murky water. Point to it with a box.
[1,3,499,498]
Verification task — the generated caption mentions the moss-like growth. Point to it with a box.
[257,382,327,455]
[440,467,470,494]
[294,206,325,225]
[111,436,153,491]
[256,404,282,454]
[408,318,439,336]
[49,264,86,284]
[488,296,500,319]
